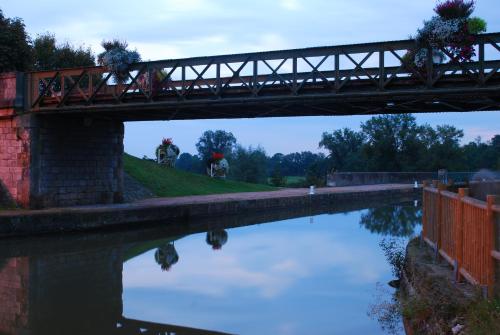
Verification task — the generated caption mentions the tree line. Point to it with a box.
[1,9,95,72]
[175,114,499,186]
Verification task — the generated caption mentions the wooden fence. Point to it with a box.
[422,183,500,296]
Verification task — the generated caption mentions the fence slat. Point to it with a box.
[422,186,499,296]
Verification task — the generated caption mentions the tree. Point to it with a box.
[462,134,500,171]
[230,145,268,184]
[360,205,421,237]
[0,9,32,72]
[278,151,324,176]
[319,128,365,171]
[33,33,95,70]
[195,130,237,165]
[424,125,464,171]
[269,166,286,187]
[361,114,422,171]
[175,153,204,174]
[305,158,328,186]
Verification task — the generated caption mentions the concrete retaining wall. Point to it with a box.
[327,172,436,187]
[327,171,477,187]
[0,186,421,237]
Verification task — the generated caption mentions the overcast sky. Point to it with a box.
[3,0,500,157]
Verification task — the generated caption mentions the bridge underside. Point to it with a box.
[31,85,500,122]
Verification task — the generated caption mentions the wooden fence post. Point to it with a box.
[487,195,499,298]
[437,184,447,253]
[456,188,469,282]
[422,181,430,241]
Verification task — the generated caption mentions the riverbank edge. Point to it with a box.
[401,238,482,334]
[0,185,420,237]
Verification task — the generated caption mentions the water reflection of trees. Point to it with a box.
[206,230,228,250]
[368,283,404,335]
[360,204,421,237]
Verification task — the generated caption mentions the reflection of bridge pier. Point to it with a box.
[0,238,233,335]
[0,247,123,335]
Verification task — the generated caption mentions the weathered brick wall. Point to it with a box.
[0,257,29,335]
[0,73,29,207]
[31,116,124,208]
[0,73,125,208]
[0,117,31,208]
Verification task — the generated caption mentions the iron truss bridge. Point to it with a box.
[26,33,500,121]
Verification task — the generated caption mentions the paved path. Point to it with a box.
[134,184,416,205]
[1,184,415,216]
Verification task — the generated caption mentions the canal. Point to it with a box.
[0,200,421,335]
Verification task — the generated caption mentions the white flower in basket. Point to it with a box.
[156,138,180,168]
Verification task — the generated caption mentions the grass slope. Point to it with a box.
[124,153,277,197]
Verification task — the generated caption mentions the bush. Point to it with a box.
[305,161,326,187]
[269,167,286,187]
[466,299,500,335]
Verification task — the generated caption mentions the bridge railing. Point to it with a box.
[422,183,500,297]
[26,33,500,112]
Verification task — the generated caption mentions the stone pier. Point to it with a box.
[0,72,124,208]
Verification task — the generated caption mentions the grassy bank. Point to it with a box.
[124,153,277,197]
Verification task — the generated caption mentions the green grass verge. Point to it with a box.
[124,153,277,197]
[123,237,181,262]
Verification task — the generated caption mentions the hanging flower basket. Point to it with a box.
[406,0,487,69]
[98,40,141,83]
[206,230,228,250]
[207,152,229,178]
[156,138,180,167]
[154,243,179,271]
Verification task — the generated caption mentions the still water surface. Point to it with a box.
[0,202,420,335]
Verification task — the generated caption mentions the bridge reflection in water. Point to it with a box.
[0,195,419,335]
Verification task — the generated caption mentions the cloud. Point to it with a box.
[279,0,301,11]
[163,0,212,12]
[123,227,386,299]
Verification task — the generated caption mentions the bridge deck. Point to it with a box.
[25,33,500,120]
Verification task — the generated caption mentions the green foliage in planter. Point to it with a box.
[467,17,487,34]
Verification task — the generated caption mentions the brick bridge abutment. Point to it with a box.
[0,72,124,208]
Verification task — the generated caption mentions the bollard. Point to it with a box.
[309,186,315,195]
